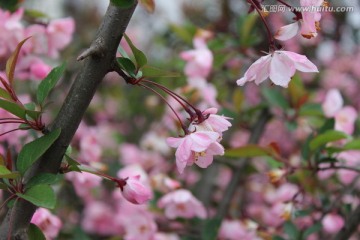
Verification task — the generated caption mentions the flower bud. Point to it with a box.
[121,175,152,204]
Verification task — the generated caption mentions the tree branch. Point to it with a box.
[216,108,271,219]
[0,2,138,239]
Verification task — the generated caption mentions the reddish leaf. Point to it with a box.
[140,0,155,13]
[268,142,281,156]
[6,37,31,86]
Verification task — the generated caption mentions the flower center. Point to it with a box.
[195,151,206,161]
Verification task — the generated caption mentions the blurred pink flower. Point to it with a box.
[82,201,123,235]
[78,127,103,163]
[121,175,152,204]
[337,151,360,185]
[15,56,51,81]
[122,209,157,240]
[47,17,75,58]
[154,233,180,240]
[151,174,181,193]
[65,171,102,202]
[237,51,318,88]
[24,24,47,55]
[334,106,358,135]
[31,208,62,240]
[322,213,344,234]
[322,88,343,118]
[158,189,206,219]
[30,61,51,79]
[218,219,259,240]
[180,37,213,78]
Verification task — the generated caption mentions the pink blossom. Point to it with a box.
[218,219,260,240]
[31,208,62,240]
[30,61,51,80]
[65,171,102,202]
[121,175,152,204]
[337,151,360,185]
[151,174,181,193]
[265,183,299,204]
[200,108,232,134]
[180,37,213,78]
[0,8,24,57]
[47,17,75,58]
[300,0,324,39]
[322,213,344,234]
[122,210,157,240]
[275,0,324,40]
[82,201,123,235]
[158,189,206,219]
[24,24,47,55]
[187,77,219,107]
[15,56,51,81]
[334,106,358,135]
[154,233,180,240]
[322,88,343,117]
[166,131,222,173]
[78,127,103,163]
[275,22,300,41]
[237,50,318,88]
[119,144,167,172]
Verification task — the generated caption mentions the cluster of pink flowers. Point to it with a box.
[0,8,74,81]
[4,0,360,238]
[322,88,358,134]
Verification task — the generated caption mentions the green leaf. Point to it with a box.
[65,155,82,172]
[319,118,335,134]
[117,45,130,58]
[201,218,222,240]
[24,102,42,120]
[344,139,360,150]
[117,57,136,77]
[309,130,349,151]
[111,0,135,8]
[25,9,48,19]
[17,129,61,175]
[272,236,286,240]
[6,37,31,85]
[303,222,322,239]
[284,221,300,240]
[17,184,56,209]
[0,182,8,190]
[124,34,147,69]
[0,0,19,12]
[37,63,66,105]
[0,87,12,100]
[225,144,271,158]
[262,88,290,110]
[239,13,258,47]
[26,173,60,190]
[0,98,26,119]
[0,165,19,179]
[299,103,323,117]
[28,223,46,240]
[142,65,181,78]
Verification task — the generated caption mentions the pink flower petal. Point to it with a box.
[275,22,300,41]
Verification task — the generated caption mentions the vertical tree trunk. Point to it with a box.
[0,2,137,239]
